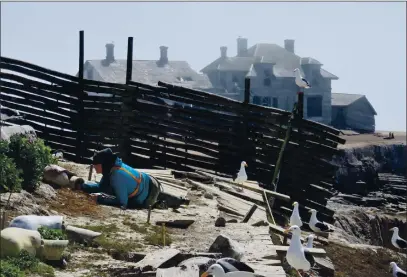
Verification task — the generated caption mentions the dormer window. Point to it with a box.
[177,76,193,82]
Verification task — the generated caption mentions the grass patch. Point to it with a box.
[75,223,120,234]
[122,217,149,234]
[72,223,144,255]
[38,226,67,240]
[144,225,173,246]
[326,242,407,277]
[122,216,173,246]
[0,250,55,277]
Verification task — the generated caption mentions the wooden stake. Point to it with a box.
[241,204,258,223]
[147,205,152,224]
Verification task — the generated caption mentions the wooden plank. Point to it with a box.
[271,245,326,255]
[135,248,180,270]
[156,265,199,277]
[196,171,290,202]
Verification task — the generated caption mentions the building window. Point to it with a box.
[272,97,278,108]
[253,96,262,105]
[262,97,271,107]
[307,96,323,117]
[263,77,271,87]
[264,69,271,76]
[232,75,239,83]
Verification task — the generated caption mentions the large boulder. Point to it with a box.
[208,234,244,261]
[0,227,42,258]
[9,215,64,231]
[0,125,36,142]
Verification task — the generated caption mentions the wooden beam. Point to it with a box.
[241,204,258,223]
[272,245,326,255]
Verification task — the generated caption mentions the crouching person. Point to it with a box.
[77,148,162,210]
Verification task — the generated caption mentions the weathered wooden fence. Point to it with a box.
[0,53,345,223]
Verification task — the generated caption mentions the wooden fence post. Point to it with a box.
[241,77,251,164]
[75,30,85,163]
[120,37,134,163]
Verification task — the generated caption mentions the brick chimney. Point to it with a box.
[105,43,115,63]
[237,37,248,57]
[159,46,168,65]
[284,39,295,53]
[220,46,227,58]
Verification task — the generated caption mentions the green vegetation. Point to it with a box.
[0,135,56,192]
[38,226,68,240]
[0,250,54,277]
[122,216,173,246]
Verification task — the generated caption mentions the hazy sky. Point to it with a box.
[1,2,405,131]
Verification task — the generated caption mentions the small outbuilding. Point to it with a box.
[331,93,377,133]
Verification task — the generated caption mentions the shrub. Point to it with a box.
[6,135,56,192]
[0,154,23,193]
[0,260,24,277]
[38,226,67,240]
[0,250,55,277]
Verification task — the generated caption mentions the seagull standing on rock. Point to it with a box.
[308,209,334,233]
[390,227,407,250]
[294,68,311,89]
[304,234,315,249]
[289,201,303,228]
[390,262,407,277]
[233,161,248,185]
[284,225,316,277]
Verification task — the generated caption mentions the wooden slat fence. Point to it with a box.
[0,56,346,223]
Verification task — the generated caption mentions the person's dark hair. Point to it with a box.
[92,148,118,176]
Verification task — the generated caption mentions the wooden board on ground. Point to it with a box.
[135,248,181,270]
[314,256,335,277]
[156,265,199,277]
[187,179,268,224]
[272,245,326,256]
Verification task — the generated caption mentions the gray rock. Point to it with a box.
[204,192,214,200]
[208,234,244,260]
[0,125,36,142]
[215,217,226,227]
[178,257,215,273]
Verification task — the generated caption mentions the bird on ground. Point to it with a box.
[390,227,407,250]
[308,209,334,234]
[288,201,303,228]
[390,262,407,277]
[304,234,315,249]
[201,264,259,277]
[294,68,311,89]
[213,258,255,273]
[284,225,316,277]
[233,161,248,185]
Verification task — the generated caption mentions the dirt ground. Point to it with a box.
[339,131,406,149]
[325,242,407,277]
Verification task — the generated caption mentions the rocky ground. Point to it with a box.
[1,157,406,277]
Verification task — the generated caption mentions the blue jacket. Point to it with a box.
[82,158,150,208]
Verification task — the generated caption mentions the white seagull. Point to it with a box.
[201,264,259,277]
[284,225,316,276]
[308,209,334,233]
[289,201,303,228]
[390,262,407,277]
[233,161,248,185]
[304,234,315,249]
[390,227,407,250]
[294,68,311,89]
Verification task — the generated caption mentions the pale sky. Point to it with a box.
[1,2,406,131]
